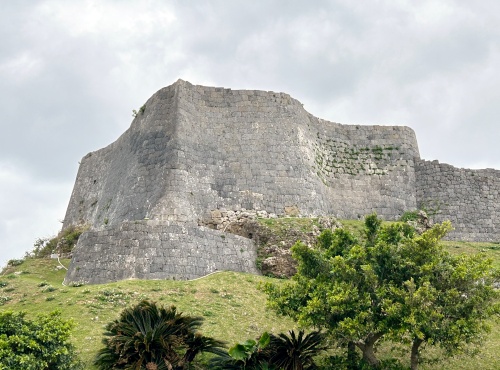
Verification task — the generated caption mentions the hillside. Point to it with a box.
[1,219,499,369]
[0,259,297,368]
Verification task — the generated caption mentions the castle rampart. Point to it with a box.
[62,80,499,284]
[415,159,500,242]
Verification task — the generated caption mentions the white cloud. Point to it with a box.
[35,0,177,39]
[0,52,44,83]
[0,162,72,268]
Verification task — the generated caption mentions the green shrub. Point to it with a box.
[0,310,83,369]
[31,224,88,258]
[400,210,419,222]
[68,280,86,287]
[42,285,57,293]
[7,259,23,267]
[132,103,146,117]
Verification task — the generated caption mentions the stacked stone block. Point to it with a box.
[415,160,500,242]
[64,220,257,285]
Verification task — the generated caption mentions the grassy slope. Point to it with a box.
[1,219,499,369]
[0,259,297,368]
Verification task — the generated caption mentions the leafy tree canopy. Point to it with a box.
[263,214,500,369]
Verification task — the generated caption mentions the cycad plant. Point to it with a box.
[210,330,326,370]
[210,332,275,369]
[94,300,225,370]
[268,330,326,370]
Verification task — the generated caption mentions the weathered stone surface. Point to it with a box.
[62,79,500,284]
[416,160,500,241]
[63,79,420,232]
[64,220,258,285]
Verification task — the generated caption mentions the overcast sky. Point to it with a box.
[1,0,499,267]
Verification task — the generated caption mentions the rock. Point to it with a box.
[284,206,300,217]
[407,210,433,234]
[261,256,296,278]
[318,216,341,231]
[312,225,321,237]
[257,210,268,218]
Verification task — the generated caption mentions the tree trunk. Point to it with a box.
[355,333,383,368]
[410,338,423,370]
[347,341,357,370]
[362,345,379,368]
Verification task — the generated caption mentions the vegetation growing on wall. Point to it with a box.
[132,103,146,117]
[312,137,405,184]
[30,224,89,258]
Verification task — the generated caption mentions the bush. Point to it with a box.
[399,210,419,222]
[0,310,83,369]
[31,224,88,258]
[211,330,326,369]
[7,259,23,267]
[95,300,225,369]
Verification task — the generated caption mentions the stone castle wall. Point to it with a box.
[64,80,420,230]
[64,220,257,285]
[415,160,500,242]
[62,80,500,284]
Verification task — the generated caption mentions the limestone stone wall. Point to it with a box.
[62,79,499,285]
[63,85,181,229]
[415,159,500,241]
[64,79,420,231]
[64,220,258,285]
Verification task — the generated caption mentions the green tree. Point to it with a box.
[94,300,225,370]
[0,310,82,370]
[264,215,499,369]
[381,230,500,369]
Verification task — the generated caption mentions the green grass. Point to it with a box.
[339,219,366,239]
[1,256,498,369]
[0,259,297,368]
[258,216,320,235]
[442,240,500,268]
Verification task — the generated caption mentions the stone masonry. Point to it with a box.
[62,79,500,284]
[416,160,500,242]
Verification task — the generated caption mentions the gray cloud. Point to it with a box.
[1,0,499,266]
